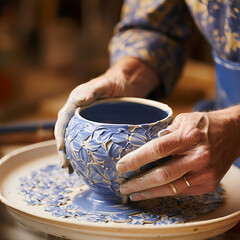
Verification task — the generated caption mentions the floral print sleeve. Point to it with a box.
[109,0,196,97]
[109,0,240,97]
[185,0,240,62]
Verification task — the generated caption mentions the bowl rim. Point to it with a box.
[75,97,173,126]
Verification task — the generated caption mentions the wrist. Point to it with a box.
[208,105,240,158]
[108,57,159,97]
[222,105,240,141]
[226,105,240,154]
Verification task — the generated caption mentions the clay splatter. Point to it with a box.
[19,164,225,225]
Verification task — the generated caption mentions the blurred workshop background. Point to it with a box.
[0,0,123,123]
[2,1,237,240]
[0,0,213,126]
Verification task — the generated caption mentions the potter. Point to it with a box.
[64,97,172,205]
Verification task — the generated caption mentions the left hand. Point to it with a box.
[54,57,159,173]
[116,108,240,201]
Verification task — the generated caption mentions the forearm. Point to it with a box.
[109,0,196,97]
[106,56,159,98]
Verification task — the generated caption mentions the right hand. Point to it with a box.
[54,57,159,172]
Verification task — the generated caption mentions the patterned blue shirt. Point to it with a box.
[109,0,240,97]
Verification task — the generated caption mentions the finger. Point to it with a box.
[58,150,68,167]
[116,129,195,173]
[69,78,110,106]
[128,175,191,201]
[54,101,77,151]
[58,150,74,173]
[120,157,192,194]
[127,171,220,201]
[120,151,216,195]
[54,82,104,151]
[70,86,104,106]
[129,183,216,201]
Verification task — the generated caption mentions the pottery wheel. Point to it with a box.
[0,140,240,240]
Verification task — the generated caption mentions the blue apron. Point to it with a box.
[194,51,240,167]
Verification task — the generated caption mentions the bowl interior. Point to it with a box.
[80,101,169,125]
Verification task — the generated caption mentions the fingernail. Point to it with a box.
[120,185,127,194]
[130,192,151,201]
[120,183,131,194]
[116,161,128,173]
[158,129,170,137]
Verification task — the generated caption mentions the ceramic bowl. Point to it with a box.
[64,97,173,203]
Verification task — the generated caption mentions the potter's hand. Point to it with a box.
[116,107,240,200]
[54,57,159,172]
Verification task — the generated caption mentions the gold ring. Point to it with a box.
[184,176,191,188]
[170,183,177,195]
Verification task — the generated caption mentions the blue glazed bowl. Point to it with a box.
[64,97,173,202]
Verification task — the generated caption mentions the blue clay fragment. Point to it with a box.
[19,164,225,225]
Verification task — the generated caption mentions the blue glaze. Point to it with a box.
[72,190,142,215]
[80,102,169,124]
[19,164,225,224]
[64,99,173,208]
[213,51,240,109]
